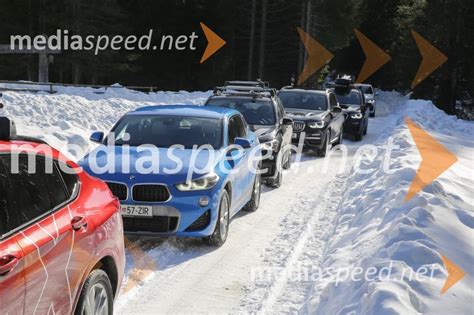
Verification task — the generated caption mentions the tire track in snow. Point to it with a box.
[237,172,349,314]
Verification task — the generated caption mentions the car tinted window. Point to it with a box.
[234,115,247,138]
[45,163,69,208]
[278,91,328,111]
[0,158,19,237]
[58,163,79,197]
[3,155,53,232]
[112,115,223,149]
[228,116,239,145]
[333,89,362,106]
[361,86,374,94]
[207,97,276,125]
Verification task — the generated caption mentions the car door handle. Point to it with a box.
[71,216,88,231]
[0,255,19,276]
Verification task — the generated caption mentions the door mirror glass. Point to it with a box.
[90,131,104,143]
[234,137,252,149]
[282,117,293,126]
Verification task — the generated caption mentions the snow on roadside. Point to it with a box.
[0,84,211,160]
[307,97,474,314]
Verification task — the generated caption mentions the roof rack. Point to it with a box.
[224,80,270,88]
[213,85,277,97]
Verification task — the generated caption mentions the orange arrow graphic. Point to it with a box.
[441,255,465,295]
[200,22,226,64]
[404,117,458,201]
[354,29,391,83]
[411,30,448,88]
[297,27,333,85]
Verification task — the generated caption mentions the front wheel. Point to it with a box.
[317,131,330,157]
[75,269,114,315]
[205,191,230,246]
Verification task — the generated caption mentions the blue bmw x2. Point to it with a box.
[80,105,261,246]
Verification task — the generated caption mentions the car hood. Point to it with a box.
[285,109,326,121]
[249,125,278,142]
[79,146,223,183]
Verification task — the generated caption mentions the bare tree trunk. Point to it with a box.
[258,0,267,79]
[297,0,307,74]
[247,0,256,80]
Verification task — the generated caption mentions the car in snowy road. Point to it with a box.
[205,82,293,188]
[278,88,345,157]
[330,77,369,141]
[354,83,377,117]
[0,117,125,315]
[80,105,262,246]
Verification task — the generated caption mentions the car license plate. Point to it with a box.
[120,205,153,217]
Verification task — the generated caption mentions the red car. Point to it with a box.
[0,118,125,315]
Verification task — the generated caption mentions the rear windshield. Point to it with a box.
[206,97,276,125]
[334,90,362,106]
[278,91,328,111]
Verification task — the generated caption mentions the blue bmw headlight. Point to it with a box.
[175,173,220,191]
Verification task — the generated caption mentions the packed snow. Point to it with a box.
[1,84,472,314]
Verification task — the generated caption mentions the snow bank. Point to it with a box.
[0,84,211,160]
[307,96,474,314]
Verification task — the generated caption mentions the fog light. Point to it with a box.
[198,196,209,207]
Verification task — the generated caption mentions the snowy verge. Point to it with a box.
[0,84,211,160]
[308,96,474,314]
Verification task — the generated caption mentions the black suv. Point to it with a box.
[330,76,369,141]
[205,82,293,188]
[278,88,344,157]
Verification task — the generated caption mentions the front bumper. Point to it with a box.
[291,128,328,149]
[343,117,363,134]
[119,185,223,238]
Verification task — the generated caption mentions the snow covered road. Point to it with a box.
[2,86,472,314]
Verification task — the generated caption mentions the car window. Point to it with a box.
[234,115,247,138]
[362,86,374,94]
[206,97,276,125]
[228,116,239,145]
[333,89,362,106]
[0,154,71,234]
[329,93,338,109]
[58,163,79,197]
[0,158,18,237]
[278,91,328,111]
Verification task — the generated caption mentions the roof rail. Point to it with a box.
[213,85,276,97]
[224,80,270,88]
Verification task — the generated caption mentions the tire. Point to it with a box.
[244,173,261,212]
[205,190,230,246]
[363,121,368,135]
[334,126,343,147]
[317,131,330,157]
[75,269,114,315]
[354,131,363,141]
[267,167,283,188]
[282,150,292,170]
[369,111,375,118]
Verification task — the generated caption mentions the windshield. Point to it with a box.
[334,90,362,106]
[111,115,223,149]
[206,97,276,125]
[278,91,328,111]
[360,86,374,94]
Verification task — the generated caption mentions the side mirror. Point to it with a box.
[234,137,252,149]
[282,117,293,126]
[0,117,16,140]
[90,131,104,143]
[332,106,342,113]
